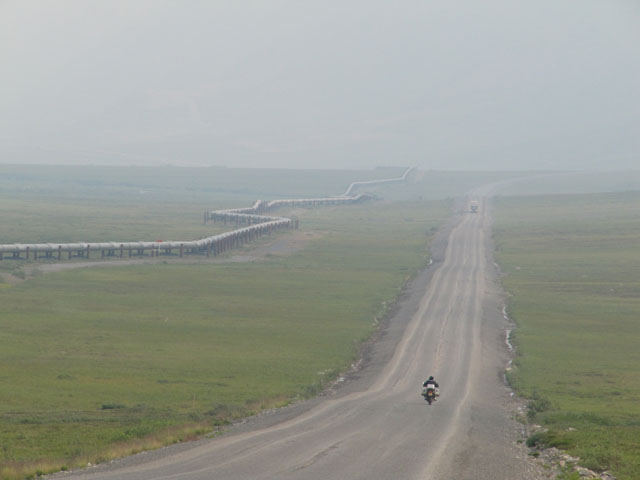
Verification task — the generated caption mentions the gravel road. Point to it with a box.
[56,197,545,480]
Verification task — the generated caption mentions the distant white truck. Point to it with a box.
[470,200,479,213]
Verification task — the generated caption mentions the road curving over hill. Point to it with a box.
[57,195,546,480]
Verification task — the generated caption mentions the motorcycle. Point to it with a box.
[421,385,439,405]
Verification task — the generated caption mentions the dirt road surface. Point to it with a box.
[56,198,545,480]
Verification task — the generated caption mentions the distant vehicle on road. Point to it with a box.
[470,200,479,213]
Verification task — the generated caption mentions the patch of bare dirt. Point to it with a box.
[232,230,322,261]
[0,272,24,285]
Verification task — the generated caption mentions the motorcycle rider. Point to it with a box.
[423,376,439,388]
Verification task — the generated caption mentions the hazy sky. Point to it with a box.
[2,0,639,170]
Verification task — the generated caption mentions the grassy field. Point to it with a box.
[493,191,640,479]
[0,165,409,207]
[0,165,410,245]
[493,171,640,197]
[0,166,455,479]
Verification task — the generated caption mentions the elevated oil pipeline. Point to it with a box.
[0,168,413,261]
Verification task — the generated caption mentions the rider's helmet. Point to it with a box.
[428,376,434,381]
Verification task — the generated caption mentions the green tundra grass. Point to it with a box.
[493,191,640,479]
[0,165,409,244]
[0,166,457,479]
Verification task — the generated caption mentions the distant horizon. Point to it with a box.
[0,162,638,174]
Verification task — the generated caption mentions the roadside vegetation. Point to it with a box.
[494,191,640,479]
[0,166,456,479]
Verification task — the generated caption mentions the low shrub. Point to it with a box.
[527,391,552,419]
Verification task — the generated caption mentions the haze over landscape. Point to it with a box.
[3,2,640,480]
[2,0,639,170]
